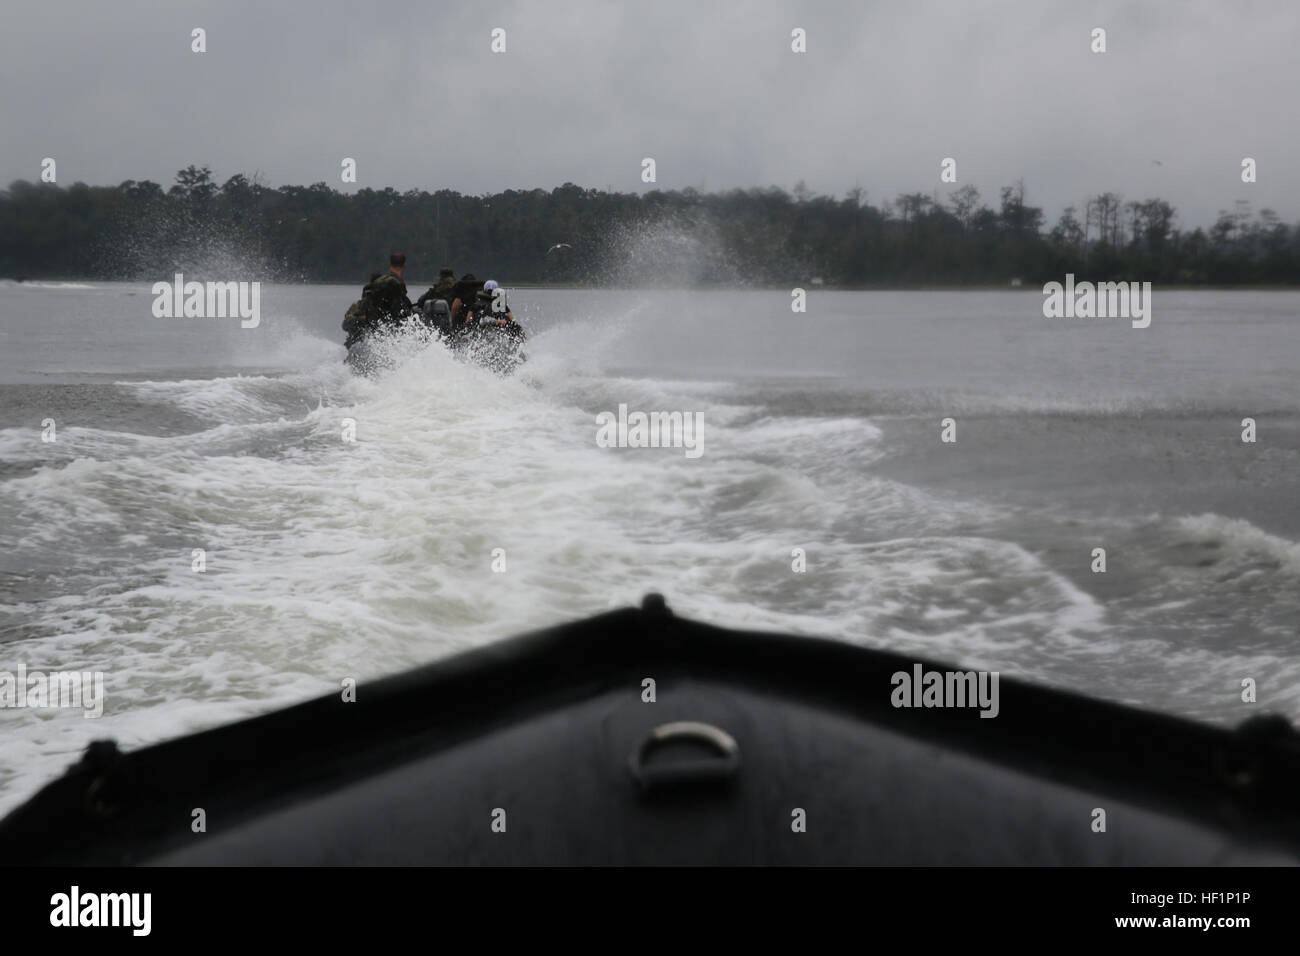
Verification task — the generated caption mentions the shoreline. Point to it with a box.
[7,278,1300,293]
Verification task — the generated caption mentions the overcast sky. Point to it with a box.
[2,0,1296,227]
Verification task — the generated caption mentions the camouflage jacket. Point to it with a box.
[364,272,412,324]
[418,277,458,307]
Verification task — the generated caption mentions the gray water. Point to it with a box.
[1,280,1298,814]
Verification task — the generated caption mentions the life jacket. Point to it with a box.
[468,289,524,340]
[364,273,412,329]
[477,288,510,315]
[450,279,485,327]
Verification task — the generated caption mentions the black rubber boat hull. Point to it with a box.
[2,595,1298,865]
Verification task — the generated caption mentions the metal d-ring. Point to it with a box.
[629,721,741,790]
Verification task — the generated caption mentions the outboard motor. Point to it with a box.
[423,298,451,335]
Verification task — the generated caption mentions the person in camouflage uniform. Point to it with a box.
[364,253,413,328]
[342,272,382,349]
[417,268,458,310]
[342,255,414,365]
[449,273,482,329]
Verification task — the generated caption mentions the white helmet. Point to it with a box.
[483,280,500,291]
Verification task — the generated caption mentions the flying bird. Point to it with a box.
[1151,160,1163,166]
[547,243,572,254]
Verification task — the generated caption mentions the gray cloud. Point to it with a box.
[1,0,1295,227]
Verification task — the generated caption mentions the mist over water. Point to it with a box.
[1,281,1298,814]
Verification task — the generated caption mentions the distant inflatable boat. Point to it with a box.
[344,296,525,377]
[2,595,1297,865]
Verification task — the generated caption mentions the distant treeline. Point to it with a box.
[1,166,1297,285]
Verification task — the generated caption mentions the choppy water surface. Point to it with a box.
[1,281,1297,812]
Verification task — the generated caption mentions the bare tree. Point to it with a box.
[947,184,981,233]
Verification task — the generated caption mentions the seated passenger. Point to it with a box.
[365,253,414,330]
[417,268,458,310]
[342,272,384,348]
[476,280,524,339]
[479,280,515,322]
[450,273,481,329]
